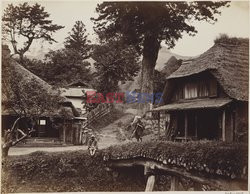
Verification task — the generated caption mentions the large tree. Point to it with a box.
[64,20,91,59]
[92,40,140,93]
[2,2,64,62]
[22,21,92,86]
[92,1,230,111]
[42,20,92,86]
[44,48,92,86]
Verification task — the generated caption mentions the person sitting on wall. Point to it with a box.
[88,134,98,156]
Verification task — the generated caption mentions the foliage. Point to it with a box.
[64,20,91,59]
[214,33,247,45]
[34,20,93,86]
[44,48,92,86]
[154,70,166,94]
[93,2,230,51]
[2,150,169,192]
[92,40,140,93]
[2,2,64,61]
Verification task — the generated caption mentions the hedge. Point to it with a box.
[102,140,248,180]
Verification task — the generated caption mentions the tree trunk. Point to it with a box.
[19,53,24,64]
[2,144,11,159]
[140,34,160,114]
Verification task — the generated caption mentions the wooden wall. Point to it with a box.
[62,121,82,145]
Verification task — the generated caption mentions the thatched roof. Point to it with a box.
[168,37,249,101]
[2,47,78,117]
[160,56,182,77]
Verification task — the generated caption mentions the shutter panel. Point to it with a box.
[209,79,217,97]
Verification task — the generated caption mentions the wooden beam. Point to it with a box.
[195,113,198,138]
[184,112,188,141]
[222,110,226,141]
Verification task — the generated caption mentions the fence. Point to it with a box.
[83,103,113,128]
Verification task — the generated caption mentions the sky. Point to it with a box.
[1,0,249,57]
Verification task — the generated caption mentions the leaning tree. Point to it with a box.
[92,1,230,111]
[2,2,64,62]
[2,46,64,158]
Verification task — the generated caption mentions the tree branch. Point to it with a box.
[10,117,21,132]
[11,128,35,147]
[17,128,26,136]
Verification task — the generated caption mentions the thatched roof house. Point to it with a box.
[168,37,248,101]
[2,45,83,142]
[2,45,79,118]
[152,37,248,143]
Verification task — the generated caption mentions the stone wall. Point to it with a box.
[143,111,170,136]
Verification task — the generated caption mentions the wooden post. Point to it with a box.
[230,112,235,142]
[158,112,160,137]
[195,113,198,139]
[170,176,185,191]
[145,175,155,191]
[170,176,178,191]
[184,112,188,141]
[63,120,66,143]
[144,162,155,192]
[194,182,202,191]
[222,110,226,141]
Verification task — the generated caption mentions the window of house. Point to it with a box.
[198,81,209,97]
[173,86,184,101]
[39,119,46,125]
[184,82,198,99]
[209,79,217,97]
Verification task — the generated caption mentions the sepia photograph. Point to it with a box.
[1,0,249,193]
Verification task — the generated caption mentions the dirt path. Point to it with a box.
[9,145,88,156]
[98,112,135,148]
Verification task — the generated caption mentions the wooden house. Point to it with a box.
[61,80,96,115]
[151,37,248,142]
[2,45,81,144]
